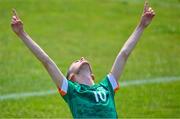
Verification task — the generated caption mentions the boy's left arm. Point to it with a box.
[110,1,155,81]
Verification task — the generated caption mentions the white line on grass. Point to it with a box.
[0,76,180,101]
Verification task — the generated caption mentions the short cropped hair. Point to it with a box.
[66,68,71,80]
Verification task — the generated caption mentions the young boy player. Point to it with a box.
[11,1,155,118]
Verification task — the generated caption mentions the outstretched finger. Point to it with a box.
[12,9,19,19]
[144,0,149,12]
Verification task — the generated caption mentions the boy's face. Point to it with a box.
[67,57,93,81]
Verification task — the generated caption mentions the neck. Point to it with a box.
[76,73,94,86]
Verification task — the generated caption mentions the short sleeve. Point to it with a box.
[99,74,119,96]
[58,78,68,96]
[57,78,78,103]
[107,74,119,93]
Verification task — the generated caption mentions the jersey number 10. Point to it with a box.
[93,91,107,102]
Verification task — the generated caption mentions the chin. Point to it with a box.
[81,61,89,65]
[80,61,90,68]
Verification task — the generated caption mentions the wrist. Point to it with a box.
[16,30,26,37]
[136,24,145,32]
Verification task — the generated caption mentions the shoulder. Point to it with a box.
[58,78,79,96]
[100,74,119,93]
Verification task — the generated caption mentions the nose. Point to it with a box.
[80,57,84,61]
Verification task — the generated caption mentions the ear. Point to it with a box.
[91,74,95,80]
[69,73,76,82]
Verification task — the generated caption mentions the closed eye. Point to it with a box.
[74,60,80,63]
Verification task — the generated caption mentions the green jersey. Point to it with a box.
[58,74,119,118]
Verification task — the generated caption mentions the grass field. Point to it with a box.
[0,0,180,118]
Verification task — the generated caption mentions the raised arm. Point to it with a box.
[11,9,65,88]
[110,1,155,81]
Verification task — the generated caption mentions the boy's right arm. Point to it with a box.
[11,9,65,88]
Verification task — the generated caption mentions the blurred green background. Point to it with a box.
[0,0,180,118]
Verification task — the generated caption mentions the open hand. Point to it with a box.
[139,0,155,28]
[11,9,24,34]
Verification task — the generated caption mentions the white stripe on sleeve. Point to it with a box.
[59,78,68,96]
[107,74,119,92]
